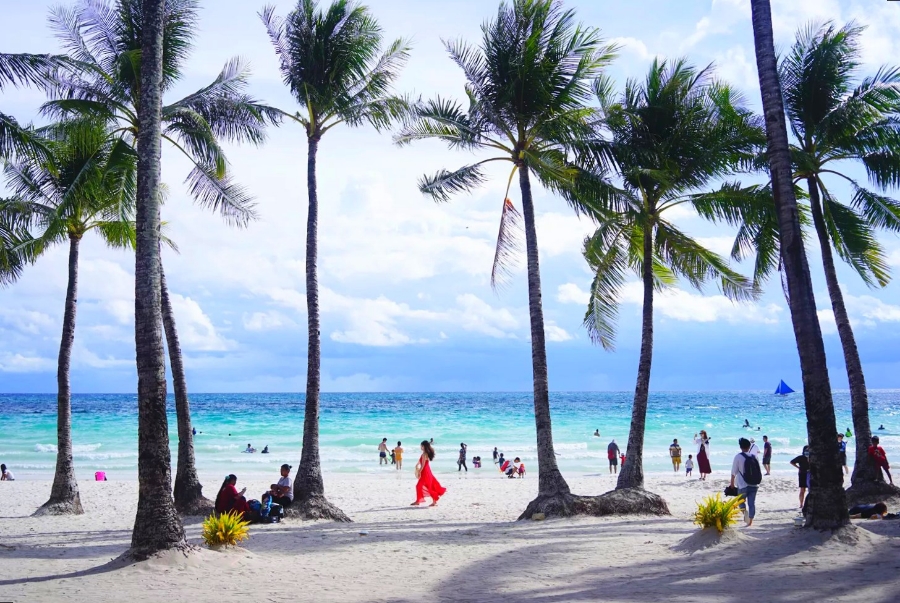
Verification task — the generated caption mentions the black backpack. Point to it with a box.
[741,452,763,485]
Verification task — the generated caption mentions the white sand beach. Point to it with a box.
[1,471,898,602]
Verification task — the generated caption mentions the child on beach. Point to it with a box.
[685,455,694,476]
[1,464,14,480]
[394,442,404,470]
[868,436,893,485]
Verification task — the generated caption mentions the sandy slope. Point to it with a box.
[1,470,898,602]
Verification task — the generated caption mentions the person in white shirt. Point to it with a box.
[270,464,293,508]
[730,438,761,526]
[1,464,14,481]
[748,438,761,458]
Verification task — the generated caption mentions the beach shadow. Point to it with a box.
[0,554,134,586]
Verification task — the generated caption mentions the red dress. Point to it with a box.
[415,456,446,504]
[215,484,250,518]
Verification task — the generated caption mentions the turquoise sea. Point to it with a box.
[1,391,898,481]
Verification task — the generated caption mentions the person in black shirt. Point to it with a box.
[849,502,887,519]
[790,445,810,510]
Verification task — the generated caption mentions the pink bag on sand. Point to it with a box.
[94,471,106,481]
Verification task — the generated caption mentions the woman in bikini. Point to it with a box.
[412,440,446,507]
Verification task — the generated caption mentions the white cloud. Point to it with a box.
[610,37,655,61]
[454,293,520,339]
[819,291,900,335]
[557,283,590,305]
[545,321,573,342]
[559,280,781,325]
[242,311,297,332]
[696,236,736,257]
[713,45,758,90]
[168,294,236,352]
[0,307,55,335]
[535,213,596,258]
[0,352,55,373]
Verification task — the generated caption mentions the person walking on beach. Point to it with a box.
[669,439,682,472]
[762,436,772,475]
[837,433,849,475]
[790,445,811,509]
[378,438,389,465]
[730,438,762,526]
[457,443,468,472]
[685,455,694,476]
[607,439,620,474]
[493,447,499,464]
[694,431,712,480]
[868,436,893,485]
[394,442,404,471]
[412,440,446,507]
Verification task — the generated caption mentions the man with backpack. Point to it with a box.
[730,437,763,526]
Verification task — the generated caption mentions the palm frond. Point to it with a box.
[491,197,523,290]
[418,159,506,203]
[820,185,889,287]
[582,219,630,350]
[184,165,257,227]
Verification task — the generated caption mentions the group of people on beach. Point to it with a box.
[213,463,294,523]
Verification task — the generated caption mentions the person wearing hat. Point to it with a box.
[748,438,760,459]
[270,464,294,508]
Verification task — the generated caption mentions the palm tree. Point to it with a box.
[748,0,848,529]
[259,0,409,521]
[0,119,137,516]
[580,59,759,508]
[397,0,619,518]
[778,22,900,500]
[28,0,275,514]
[130,0,185,559]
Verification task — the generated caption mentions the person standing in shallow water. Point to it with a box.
[694,431,712,480]
[412,440,446,507]
[378,438,389,465]
[394,441,404,471]
[669,439,682,472]
[762,435,772,475]
[457,443,468,472]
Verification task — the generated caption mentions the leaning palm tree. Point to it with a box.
[130,0,186,559]
[30,0,275,514]
[259,0,409,521]
[0,119,137,516]
[581,59,759,509]
[778,22,900,501]
[748,0,848,529]
[397,0,621,518]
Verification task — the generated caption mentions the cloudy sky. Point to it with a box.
[2,0,900,393]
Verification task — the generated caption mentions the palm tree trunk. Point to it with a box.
[806,178,897,499]
[750,0,848,529]
[293,134,348,521]
[130,0,186,559]
[35,234,84,516]
[517,164,572,516]
[161,260,211,514]
[617,225,654,491]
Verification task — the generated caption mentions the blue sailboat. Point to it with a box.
[774,380,795,395]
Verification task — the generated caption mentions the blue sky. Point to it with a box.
[2,0,900,393]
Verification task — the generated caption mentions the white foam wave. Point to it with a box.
[34,443,103,453]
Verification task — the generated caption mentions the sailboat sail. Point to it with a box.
[774,380,795,395]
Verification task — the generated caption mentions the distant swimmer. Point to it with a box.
[846,428,853,438]
[261,445,269,454]
[879,425,886,430]
[743,419,751,428]
[593,429,600,437]
[192,427,197,436]
[244,444,256,453]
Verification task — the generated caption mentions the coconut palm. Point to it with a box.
[397,0,620,518]
[259,0,409,521]
[0,119,137,516]
[748,0,848,529]
[130,0,185,559]
[778,22,900,500]
[581,59,760,507]
[27,0,276,514]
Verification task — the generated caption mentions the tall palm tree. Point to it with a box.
[581,59,759,507]
[259,0,409,521]
[397,0,618,518]
[749,0,848,529]
[28,0,275,514]
[0,119,137,516]
[130,0,185,559]
[779,22,900,500]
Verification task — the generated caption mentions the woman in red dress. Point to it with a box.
[412,440,446,506]
[215,474,251,518]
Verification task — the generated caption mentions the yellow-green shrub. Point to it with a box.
[692,493,745,533]
[202,511,250,548]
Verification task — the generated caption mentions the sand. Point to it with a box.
[1,470,899,602]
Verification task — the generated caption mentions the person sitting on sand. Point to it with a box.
[243,444,256,453]
[215,474,250,518]
[394,442,404,471]
[1,463,14,481]
[269,464,293,508]
[849,502,887,520]
[868,436,893,485]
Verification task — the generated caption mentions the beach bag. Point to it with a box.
[741,452,762,485]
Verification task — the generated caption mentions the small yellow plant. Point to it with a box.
[202,511,250,548]
[692,493,745,533]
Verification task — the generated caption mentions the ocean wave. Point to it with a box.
[34,443,103,454]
